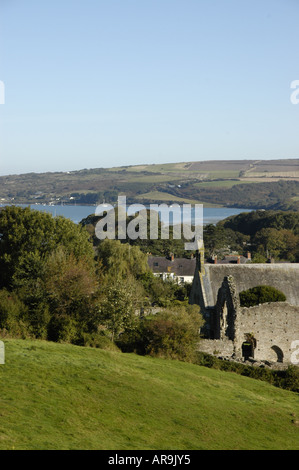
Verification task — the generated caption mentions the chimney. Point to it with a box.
[170,253,174,262]
[214,255,217,264]
[237,255,240,264]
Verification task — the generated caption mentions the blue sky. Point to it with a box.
[0,0,298,176]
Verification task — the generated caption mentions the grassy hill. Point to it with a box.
[0,339,299,450]
[1,159,298,210]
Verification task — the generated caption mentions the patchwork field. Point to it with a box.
[0,159,298,209]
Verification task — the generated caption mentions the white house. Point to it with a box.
[148,255,196,284]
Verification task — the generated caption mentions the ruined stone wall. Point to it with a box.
[190,257,299,363]
[198,339,234,357]
[234,302,299,363]
[201,264,299,307]
[214,276,239,340]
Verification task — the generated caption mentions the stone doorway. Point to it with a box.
[242,341,254,360]
[242,334,257,360]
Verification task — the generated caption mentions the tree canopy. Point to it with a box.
[0,206,95,289]
[0,206,201,356]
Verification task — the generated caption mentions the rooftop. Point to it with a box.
[148,256,196,276]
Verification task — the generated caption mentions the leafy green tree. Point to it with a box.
[221,210,299,262]
[0,206,95,289]
[203,224,248,258]
[253,227,299,261]
[253,228,285,259]
[279,230,299,261]
[81,208,189,258]
[0,206,98,341]
[43,247,97,315]
[138,271,191,307]
[42,247,100,343]
[98,280,140,341]
[96,239,150,280]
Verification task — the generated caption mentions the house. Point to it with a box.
[209,252,252,264]
[148,254,196,284]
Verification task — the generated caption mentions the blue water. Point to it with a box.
[2,203,251,225]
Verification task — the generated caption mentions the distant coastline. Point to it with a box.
[0,203,252,226]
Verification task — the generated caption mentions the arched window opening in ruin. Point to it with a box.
[271,345,284,363]
[220,301,228,333]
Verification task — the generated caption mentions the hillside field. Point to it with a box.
[1,159,298,210]
[0,339,299,450]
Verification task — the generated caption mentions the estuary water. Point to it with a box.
[2,203,251,225]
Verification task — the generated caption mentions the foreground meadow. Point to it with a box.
[0,339,298,450]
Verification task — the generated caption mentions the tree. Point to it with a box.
[279,230,299,261]
[96,239,149,280]
[203,224,227,258]
[81,208,189,258]
[0,206,98,341]
[239,286,286,308]
[253,227,299,261]
[253,228,285,259]
[43,246,98,319]
[203,224,248,258]
[98,280,140,341]
[0,206,95,289]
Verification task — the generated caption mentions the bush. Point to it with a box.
[118,305,203,362]
[47,314,79,344]
[195,352,299,393]
[0,289,30,338]
[283,366,299,392]
[115,325,147,355]
[195,352,220,369]
[239,285,286,307]
[76,331,120,351]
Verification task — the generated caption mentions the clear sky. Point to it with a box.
[0,0,299,176]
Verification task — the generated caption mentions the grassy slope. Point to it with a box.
[0,339,299,450]
[1,160,298,207]
[135,190,213,205]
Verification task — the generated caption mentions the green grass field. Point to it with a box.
[136,190,219,206]
[0,339,299,450]
[194,180,263,189]
[136,190,201,204]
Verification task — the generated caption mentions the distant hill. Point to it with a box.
[0,159,299,210]
[0,339,299,450]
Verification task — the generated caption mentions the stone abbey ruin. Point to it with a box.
[190,248,299,365]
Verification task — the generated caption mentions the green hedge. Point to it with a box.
[195,352,299,393]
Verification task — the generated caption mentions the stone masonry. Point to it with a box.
[190,248,299,364]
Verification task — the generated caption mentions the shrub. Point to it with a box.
[47,314,79,344]
[283,366,299,392]
[130,305,203,362]
[239,285,286,307]
[195,352,299,393]
[0,289,30,338]
[76,331,120,351]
